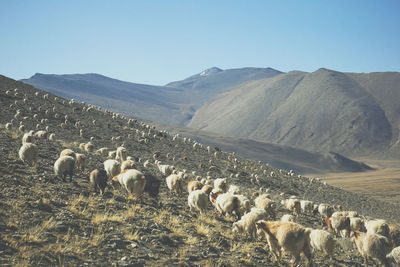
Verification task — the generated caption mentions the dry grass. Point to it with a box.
[92,213,124,224]
[124,230,141,241]
[41,216,57,229]
[21,225,45,243]
[185,235,199,245]
[198,213,219,226]
[195,223,211,236]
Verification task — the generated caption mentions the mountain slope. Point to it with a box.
[21,67,282,125]
[189,68,399,157]
[155,124,372,174]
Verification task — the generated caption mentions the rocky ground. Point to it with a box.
[0,75,399,266]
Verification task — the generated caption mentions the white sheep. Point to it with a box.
[306,228,336,260]
[157,163,175,176]
[255,194,276,219]
[54,156,75,182]
[75,153,87,172]
[18,143,38,167]
[121,159,138,172]
[232,208,268,238]
[187,190,208,214]
[187,180,203,194]
[300,200,314,214]
[22,131,35,144]
[103,159,121,179]
[112,169,146,196]
[332,210,359,218]
[236,194,251,217]
[96,147,109,157]
[316,203,334,218]
[48,133,56,141]
[352,231,391,266]
[365,219,390,238]
[60,149,76,160]
[213,178,228,193]
[228,184,240,195]
[165,174,185,196]
[115,146,127,162]
[281,198,301,215]
[386,246,400,266]
[34,130,48,139]
[281,214,295,222]
[211,192,241,220]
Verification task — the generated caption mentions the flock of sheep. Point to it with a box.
[3,86,400,266]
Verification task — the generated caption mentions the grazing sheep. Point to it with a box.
[157,163,175,176]
[108,150,117,159]
[281,214,295,222]
[18,143,38,167]
[75,153,87,172]
[236,194,251,217]
[201,185,213,195]
[255,195,276,219]
[22,131,35,144]
[306,228,336,260]
[112,169,146,196]
[386,246,400,266]
[350,217,365,232]
[84,142,94,153]
[54,156,75,182]
[89,168,108,195]
[187,180,203,194]
[165,174,185,196]
[315,203,334,218]
[228,184,240,195]
[143,173,161,199]
[103,159,121,179]
[232,208,268,238]
[213,178,228,193]
[323,216,351,238]
[115,146,127,162]
[255,220,313,267]
[281,198,301,215]
[366,219,390,238]
[332,210,359,218]
[352,231,391,267]
[121,159,138,171]
[96,147,109,157]
[48,133,56,141]
[34,130,48,139]
[188,190,208,214]
[60,149,76,160]
[212,192,241,220]
[300,200,314,214]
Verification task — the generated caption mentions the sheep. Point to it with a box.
[22,131,35,144]
[306,228,336,260]
[255,220,313,267]
[187,180,203,194]
[75,153,87,172]
[89,168,108,195]
[115,146,127,162]
[352,231,391,267]
[157,163,175,176]
[48,133,56,141]
[34,130,48,139]
[165,174,185,196]
[255,195,276,219]
[96,147,109,157]
[300,200,314,214]
[350,217,365,232]
[103,159,121,179]
[142,173,161,199]
[84,142,94,153]
[323,216,351,238]
[332,210,359,218]
[232,208,268,238]
[201,185,213,195]
[366,219,390,238]
[60,149,76,160]
[18,143,38,167]
[213,178,228,193]
[54,156,75,182]
[236,194,251,217]
[315,203,334,218]
[386,246,400,266]
[120,159,138,171]
[281,214,295,222]
[187,190,208,214]
[211,192,241,220]
[112,169,146,196]
[281,198,301,215]
[227,184,240,195]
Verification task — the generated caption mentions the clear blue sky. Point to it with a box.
[1,0,399,85]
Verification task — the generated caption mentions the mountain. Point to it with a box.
[21,67,282,125]
[189,68,400,157]
[153,124,373,174]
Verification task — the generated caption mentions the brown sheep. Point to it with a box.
[89,168,108,195]
[256,220,313,267]
[187,180,203,194]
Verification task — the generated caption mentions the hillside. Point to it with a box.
[21,67,282,126]
[189,68,400,157]
[154,124,372,174]
[1,74,399,266]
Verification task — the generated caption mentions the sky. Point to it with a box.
[1,0,399,85]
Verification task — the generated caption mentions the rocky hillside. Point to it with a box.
[1,74,399,266]
[21,67,282,126]
[189,69,400,157]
